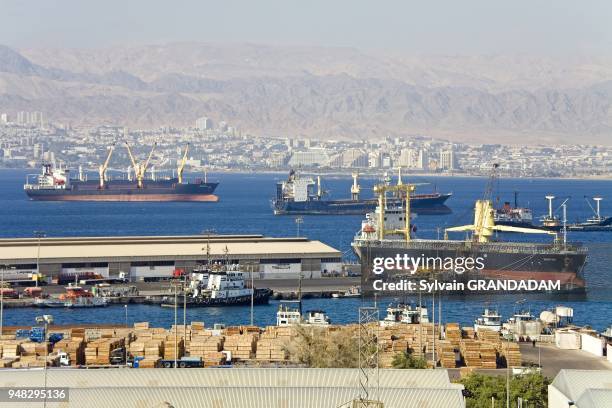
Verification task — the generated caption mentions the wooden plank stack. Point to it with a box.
[437,340,456,368]
[255,338,287,361]
[500,342,522,367]
[460,339,482,367]
[479,342,498,369]
[52,338,85,365]
[223,334,257,361]
[163,337,184,360]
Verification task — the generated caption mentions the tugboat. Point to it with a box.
[474,308,502,333]
[331,286,361,299]
[380,302,429,326]
[162,265,272,307]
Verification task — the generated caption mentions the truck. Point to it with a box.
[159,356,203,368]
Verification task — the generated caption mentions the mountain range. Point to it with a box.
[1,42,612,144]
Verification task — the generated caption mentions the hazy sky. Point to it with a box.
[1,0,611,54]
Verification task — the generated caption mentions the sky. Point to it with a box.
[1,0,611,54]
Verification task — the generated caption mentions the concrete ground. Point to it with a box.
[519,342,612,377]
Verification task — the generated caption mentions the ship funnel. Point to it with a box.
[545,195,555,218]
[351,173,360,201]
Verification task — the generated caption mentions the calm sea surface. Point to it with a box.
[1,169,611,330]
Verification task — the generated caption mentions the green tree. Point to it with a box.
[459,372,550,408]
[391,351,428,369]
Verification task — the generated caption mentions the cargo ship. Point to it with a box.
[272,170,451,215]
[352,182,588,295]
[24,143,219,202]
[494,192,534,228]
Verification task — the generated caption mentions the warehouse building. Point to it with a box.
[0,368,466,408]
[548,369,612,408]
[0,235,343,281]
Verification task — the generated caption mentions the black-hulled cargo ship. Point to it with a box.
[272,170,451,215]
[24,141,219,202]
[352,185,587,295]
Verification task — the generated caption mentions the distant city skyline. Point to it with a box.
[1,0,611,55]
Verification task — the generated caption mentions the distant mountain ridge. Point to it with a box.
[1,43,612,144]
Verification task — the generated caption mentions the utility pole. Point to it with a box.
[34,231,46,287]
[250,263,255,326]
[174,283,178,368]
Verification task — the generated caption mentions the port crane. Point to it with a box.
[177,144,189,184]
[98,143,115,189]
[125,141,157,188]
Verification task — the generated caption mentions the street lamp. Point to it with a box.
[34,231,46,288]
[35,314,53,408]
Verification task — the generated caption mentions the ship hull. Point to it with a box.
[161,289,272,307]
[273,194,452,215]
[352,239,587,295]
[25,178,219,202]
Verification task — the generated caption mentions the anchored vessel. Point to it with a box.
[474,308,502,333]
[494,192,534,228]
[272,169,451,215]
[24,143,218,202]
[162,266,272,307]
[352,180,588,295]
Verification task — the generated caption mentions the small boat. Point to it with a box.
[332,286,361,299]
[276,301,331,326]
[35,285,108,308]
[474,308,502,332]
[380,303,429,326]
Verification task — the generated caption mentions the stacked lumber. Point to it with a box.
[53,338,85,365]
[128,341,145,358]
[134,322,149,330]
[144,340,163,359]
[20,341,48,356]
[191,321,205,331]
[163,337,184,360]
[85,338,124,365]
[379,351,399,368]
[478,329,501,344]
[445,323,462,348]
[223,326,242,336]
[479,342,498,369]
[462,327,476,339]
[223,334,257,361]
[500,342,521,367]
[437,340,456,368]
[138,358,159,368]
[460,339,482,367]
[203,352,225,367]
[189,336,224,358]
[255,338,287,361]
[0,358,16,367]
[2,342,19,359]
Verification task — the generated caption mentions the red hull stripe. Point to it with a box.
[29,194,219,202]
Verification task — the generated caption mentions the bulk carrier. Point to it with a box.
[272,169,451,215]
[24,143,219,202]
[352,178,588,295]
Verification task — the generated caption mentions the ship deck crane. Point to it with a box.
[98,143,115,188]
[177,144,189,184]
[125,141,157,188]
[373,182,417,242]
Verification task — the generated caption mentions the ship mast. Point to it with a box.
[98,143,115,189]
[177,144,189,184]
[351,172,360,200]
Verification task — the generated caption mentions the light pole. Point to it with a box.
[36,314,53,408]
[124,304,128,327]
[0,265,15,336]
[183,273,187,344]
[174,282,178,368]
[249,262,255,326]
[295,216,303,237]
[34,231,46,288]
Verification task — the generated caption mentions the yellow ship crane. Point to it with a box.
[98,143,115,188]
[177,144,189,184]
[125,141,157,188]
[373,182,417,242]
[444,200,558,243]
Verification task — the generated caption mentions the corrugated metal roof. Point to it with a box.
[552,369,612,401]
[0,368,465,408]
[0,367,456,389]
[576,388,612,408]
[0,235,341,263]
[3,387,465,408]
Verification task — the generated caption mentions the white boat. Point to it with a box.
[332,286,361,299]
[380,303,429,326]
[474,308,502,332]
[276,301,331,326]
